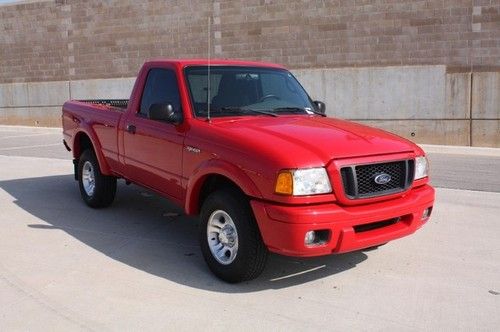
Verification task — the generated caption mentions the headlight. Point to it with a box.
[414,156,429,180]
[275,167,332,196]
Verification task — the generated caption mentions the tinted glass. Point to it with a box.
[185,66,314,117]
[139,68,181,117]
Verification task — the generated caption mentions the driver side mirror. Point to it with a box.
[313,101,326,114]
[149,103,182,125]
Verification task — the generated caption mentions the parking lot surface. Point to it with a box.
[0,125,499,331]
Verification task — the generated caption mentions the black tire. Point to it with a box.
[199,189,268,283]
[78,149,116,208]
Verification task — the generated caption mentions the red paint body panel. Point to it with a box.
[251,184,434,256]
[62,59,435,257]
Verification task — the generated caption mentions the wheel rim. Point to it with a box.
[207,210,239,265]
[82,161,96,197]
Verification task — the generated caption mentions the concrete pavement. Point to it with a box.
[421,144,500,193]
[1,125,499,192]
[0,125,499,331]
[0,125,66,160]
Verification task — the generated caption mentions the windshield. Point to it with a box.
[185,66,316,117]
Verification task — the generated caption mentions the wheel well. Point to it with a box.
[74,132,93,159]
[198,175,245,212]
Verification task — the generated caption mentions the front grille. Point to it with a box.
[340,159,414,199]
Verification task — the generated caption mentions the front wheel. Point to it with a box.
[199,189,268,283]
[78,149,116,208]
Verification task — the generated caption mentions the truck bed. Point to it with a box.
[62,99,127,169]
[77,99,129,109]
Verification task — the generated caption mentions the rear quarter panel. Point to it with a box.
[62,101,124,174]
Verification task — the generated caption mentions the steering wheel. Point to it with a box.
[259,94,280,102]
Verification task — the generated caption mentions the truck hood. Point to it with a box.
[212,116,419,166]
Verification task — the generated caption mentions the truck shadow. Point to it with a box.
[0,174,368,292]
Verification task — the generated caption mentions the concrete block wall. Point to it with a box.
[296,67,499,147]
[0,0,499,146]
[1,67,497,147]
[0,78,135,126]
[0,81,69,126]
[472,72,500,147]
[297,66,458,145]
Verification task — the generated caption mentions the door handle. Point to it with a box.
[126,124,136,134]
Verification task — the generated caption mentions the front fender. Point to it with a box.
[185,159,263,215]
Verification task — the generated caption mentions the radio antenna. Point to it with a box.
[207,16,211,122]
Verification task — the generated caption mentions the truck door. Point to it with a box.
[122,67,185,200]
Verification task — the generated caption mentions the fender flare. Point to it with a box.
[72,126,112,175]
[185,159,263,215]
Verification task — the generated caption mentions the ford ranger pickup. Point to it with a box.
[62,59,435,283]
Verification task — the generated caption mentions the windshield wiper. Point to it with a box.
[220,107,278,117]
[273,107,327,117]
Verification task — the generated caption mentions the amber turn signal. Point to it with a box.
[275,171,293,195]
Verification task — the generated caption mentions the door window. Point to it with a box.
[139,68,181,118]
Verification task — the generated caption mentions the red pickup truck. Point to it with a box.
[62,59,434,283]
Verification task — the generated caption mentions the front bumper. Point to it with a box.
[251,184,435,257]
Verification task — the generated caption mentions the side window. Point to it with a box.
[139,68,181,118]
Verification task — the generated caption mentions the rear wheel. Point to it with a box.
[199,189,268,283]
[78,149,116,208]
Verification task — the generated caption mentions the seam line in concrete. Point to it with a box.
[0,105,63,109]
[0,263,94,331]
[0,154,69,162]
[352,118,499,121]
[0,125,61,131]
[0,143,60,151]
[420,144,500,156]
[0,133,59,140]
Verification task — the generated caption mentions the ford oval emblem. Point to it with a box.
[374,173,392,185]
